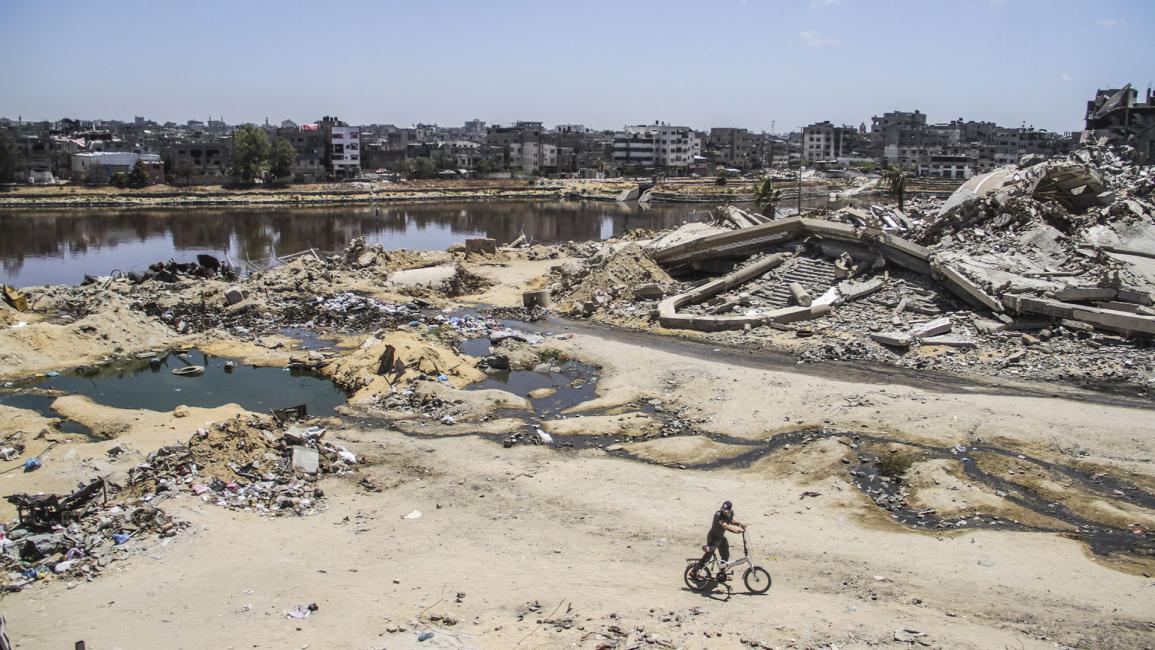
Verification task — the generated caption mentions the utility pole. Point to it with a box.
[797,161,802,214]
[797,126,803,214]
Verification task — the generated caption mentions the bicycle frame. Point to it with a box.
[708,530,753,573]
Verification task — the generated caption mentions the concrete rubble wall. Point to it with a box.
[656,254,830,331]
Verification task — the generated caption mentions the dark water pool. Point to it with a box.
[0,349,347,422]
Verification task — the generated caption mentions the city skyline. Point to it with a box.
[2,0,1152,133]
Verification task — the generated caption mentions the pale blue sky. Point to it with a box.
[1,0,1151,132]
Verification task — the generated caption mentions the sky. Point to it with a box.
[1,0,1152,133]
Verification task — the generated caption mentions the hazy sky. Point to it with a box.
[1,0,1151,133]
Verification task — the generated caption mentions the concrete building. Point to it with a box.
[613,123,698,173]
[1085,84,1155,163]
[917,153,975,179]
[319,116,361,179]
[170,140,232,183]
[707,128,779,169]
[276,126,327,183]
[801,121,855,162]
[71,151,162,184]
[508,141,557,173]
[613,126,657,168]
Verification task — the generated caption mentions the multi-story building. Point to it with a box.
[706,127,783,169]
[801,121,855,162]
[1085,84,1155,163]
[612,123,698,173]
[170,139,232,183]
[613,125,657,168]
[507,141,557,173]
[71,151,163,184]
[319,116,361,179]
[276,125,327,183]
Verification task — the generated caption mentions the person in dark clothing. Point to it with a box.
[694,501,745,577]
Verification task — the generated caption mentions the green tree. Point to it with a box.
[110,171,130,188]
[882,165,906,211]
[127,160,150,188]
[231,125,269,185]
[409,157,438,179]
[715,170,731,186]
[268,138,297,184]
[753,177,782,218]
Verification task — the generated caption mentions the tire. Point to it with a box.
[684,561,713,591]
[743,566,771,594]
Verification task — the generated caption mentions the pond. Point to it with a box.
[0,200,709,287]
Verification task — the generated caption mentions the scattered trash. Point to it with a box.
[403,511,423,520]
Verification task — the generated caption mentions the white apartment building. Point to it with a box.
[328,125,361,178]
[801,121,854,162]
[613,123,698,171]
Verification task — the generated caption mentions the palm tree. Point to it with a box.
[753,177,783,219]
[882,166,906,211]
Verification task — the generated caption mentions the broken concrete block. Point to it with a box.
[1095,300,1141,313]
[1116,287,1155,306]
[224,287,249,306]
[973,318,1006,334]
[838,277,884,302]
[788,282,813,307]
[632,283,664,300]
[910,317,952,338]
[522,290,551,309]
[930,261,1003,312]
[291,446,319,475]
[355,251,377,268]
[871,331,913,348]
[1059,318,1094,332]
[465,238,497,255]
[1053,286,1116,302]
[921,335,977,348]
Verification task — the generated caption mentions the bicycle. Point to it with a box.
[683,528,771,594]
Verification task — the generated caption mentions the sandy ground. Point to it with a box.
[0,250,1153,649]
[0,323,1153,649]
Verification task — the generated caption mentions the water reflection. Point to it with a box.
[0,201,705,287]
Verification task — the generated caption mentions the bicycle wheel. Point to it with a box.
[743,566,771,594]
[684,561,713,591]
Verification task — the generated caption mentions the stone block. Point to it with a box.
[921,335,977,348]
[465,238,497,255]
[1053,286,1116,302]
[911,317,952,338]
[224,287,249,306]
[871,331,913,347]
[632,283,664,299]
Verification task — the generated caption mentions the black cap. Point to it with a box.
[722,500,732,510]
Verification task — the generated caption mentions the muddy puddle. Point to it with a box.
[0,349,348,430]
[615,427,1155,561]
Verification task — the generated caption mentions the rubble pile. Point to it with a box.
[544,146,1154,390]
[127,415,357,516]
[549,243,675,318]
[1,486,181,588]
[0,414,358,589]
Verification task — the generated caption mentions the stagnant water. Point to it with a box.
[0,349,347,429]
[0,196,865,288]
[0,200,705,287]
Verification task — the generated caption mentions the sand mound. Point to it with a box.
[552,243,674,315]
[324,330,485,402]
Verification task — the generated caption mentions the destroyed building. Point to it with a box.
[1085,83,1155,163]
